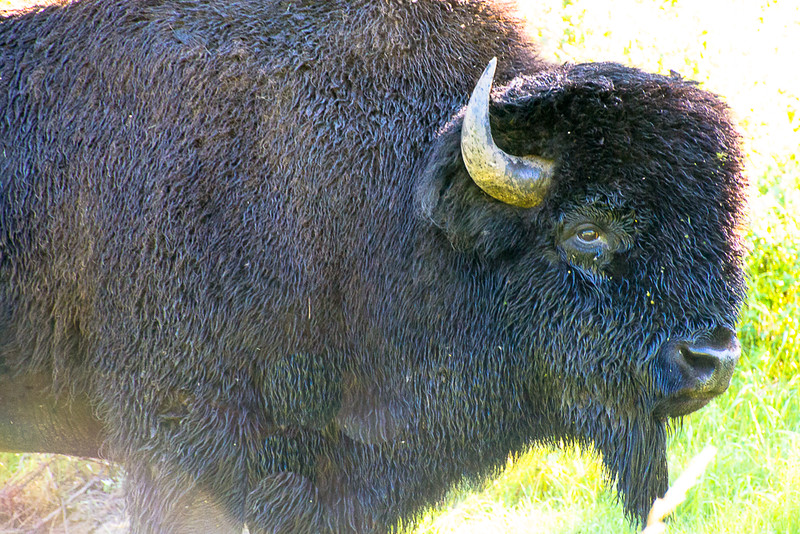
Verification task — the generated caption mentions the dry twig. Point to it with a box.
[641,445,717,534]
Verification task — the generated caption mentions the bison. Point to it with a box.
[0,0,747,532]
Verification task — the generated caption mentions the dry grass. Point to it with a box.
[0,455,126,533]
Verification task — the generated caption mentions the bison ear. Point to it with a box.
[415,118,528,260]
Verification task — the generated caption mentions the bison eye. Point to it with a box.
[576,226,601,244]
[558,221,615,271]
[570,224,606,251]
[556,208,634,276]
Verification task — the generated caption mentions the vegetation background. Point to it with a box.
[0,0,798,532]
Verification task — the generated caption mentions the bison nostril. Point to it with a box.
[654,329,741,419]
[706,325,737,348]
[677,327,740,394]
[680,346,717,382]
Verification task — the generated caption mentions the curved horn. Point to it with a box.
[461,58,554,208]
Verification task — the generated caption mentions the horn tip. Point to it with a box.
[485,57,498,76]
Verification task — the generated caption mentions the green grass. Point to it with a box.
[407,1,800,532]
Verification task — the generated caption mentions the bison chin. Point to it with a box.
[572,407,669,523]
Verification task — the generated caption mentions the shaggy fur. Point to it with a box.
[0,0,747,532]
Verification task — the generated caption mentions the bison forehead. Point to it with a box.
[494,62,742,184]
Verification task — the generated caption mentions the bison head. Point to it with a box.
[416,59,747,520]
